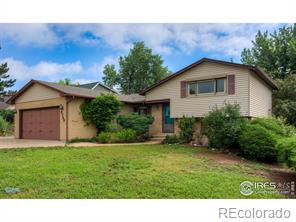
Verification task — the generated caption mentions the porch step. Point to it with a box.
[150,133,174,141]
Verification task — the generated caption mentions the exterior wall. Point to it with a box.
[15,83,60,103]
[68,98,97,140]
[145,62,250,117]
[249,71,273,117]
[149,104,163,136]
[118,103,135,115]
[14,97,67,140]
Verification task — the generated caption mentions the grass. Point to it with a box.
[0,144,282,198]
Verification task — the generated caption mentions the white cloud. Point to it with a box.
[88,56,118,75]
[0,57,83,81]
[0,23,283,58]
[0,24,59,47]
[53,23,281,58]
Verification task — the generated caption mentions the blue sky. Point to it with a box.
[0,23,283,90]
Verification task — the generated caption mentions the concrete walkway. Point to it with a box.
[0,137,160,149]
[0,137,65,149]
[68,140,161,147]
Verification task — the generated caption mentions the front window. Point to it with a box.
[188,78,226,95]
[198,80,215,93]
[216,78,225,92]
[189,82,197,95]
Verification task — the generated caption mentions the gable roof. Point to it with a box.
[79,81,118,93]
[7,80,145,104]
[140,58,278,95]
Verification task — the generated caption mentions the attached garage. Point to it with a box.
[7,79,144,141]
[21,107,60,140]
[7,80,100,141]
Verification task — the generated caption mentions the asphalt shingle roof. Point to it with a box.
[7,80,145,104]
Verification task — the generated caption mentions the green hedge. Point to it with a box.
[117,113,154,136]
[239,124,278,163]
[203,104,246,149]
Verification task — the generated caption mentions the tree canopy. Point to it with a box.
[102,42,170,94]
[58,78,72,86]
[241,24,296,126]
[241,25,296,80]
[273,75,296,126]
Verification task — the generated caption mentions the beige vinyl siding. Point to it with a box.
[145,62,250,117]
[249,71,272,117]
[15,83,60,103]
[68,98,97,140]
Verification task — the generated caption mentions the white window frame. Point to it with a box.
[187,78,226,96]
[216,78,226,93]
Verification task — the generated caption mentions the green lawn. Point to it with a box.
[0,144,282,198]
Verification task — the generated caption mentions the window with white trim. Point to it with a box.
[188,78,226,95]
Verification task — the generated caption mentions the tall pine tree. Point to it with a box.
[0,50,16,100]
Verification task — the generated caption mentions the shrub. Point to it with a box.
[80,94,122,132]
[117,113,154,136]
[97,132,112,143]
[69,137,97,143]
[203,104,247,149]
[239,124,278,162]
[0,109,16,123]
[0,116,10,136]
[162,134,180,144]
[177,116,196,143]
[251,117,286,137]
[276,137,296,170]
[114,129,136,143]
[106,123,119,133]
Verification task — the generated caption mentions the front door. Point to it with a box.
[162,104,174,133]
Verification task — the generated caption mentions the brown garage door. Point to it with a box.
[21,107,60,140]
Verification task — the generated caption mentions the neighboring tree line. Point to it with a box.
[241,24,296,126]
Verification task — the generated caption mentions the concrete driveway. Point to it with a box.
[0,137,65,149]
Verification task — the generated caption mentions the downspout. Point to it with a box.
[66,96,75,142]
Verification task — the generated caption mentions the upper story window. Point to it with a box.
[188,78,226,95]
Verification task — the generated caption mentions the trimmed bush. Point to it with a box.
[251,117,286,137]
[69,137,97,143]
[177,116,196,143]
[203,104,247,149]
[239,124,278,162]
[162,134,180,144]
[114,129,136,143]
[251,117,296,138]
[97,132,112,143]
[276,137,296,170]
[117,113,154,136]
